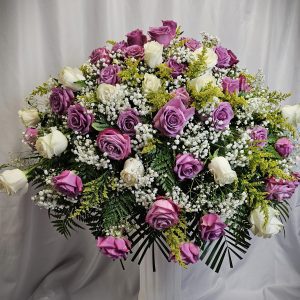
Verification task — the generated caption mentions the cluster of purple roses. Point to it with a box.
[97,197,226,264]
[249,127,297,201]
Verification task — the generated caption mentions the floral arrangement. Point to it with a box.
[1,20,300,272]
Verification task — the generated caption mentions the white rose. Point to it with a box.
[120,158,144,186]
[36,128,68,159]
[142,74,161,94]
[144,41,163,68]
[58,66,85,91]
[208,156,237,186]
[18,108,40,127]
[0,169,28,195]
[190,47,218,69]
[250,206,283,238]
[96,83,117,102]
[281,104,300,127]
[189,72,217,92]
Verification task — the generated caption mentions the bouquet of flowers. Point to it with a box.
[1,20,300,272]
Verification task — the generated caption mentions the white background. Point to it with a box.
[0,0,299,299]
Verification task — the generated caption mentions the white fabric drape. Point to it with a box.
[0,0,299,299]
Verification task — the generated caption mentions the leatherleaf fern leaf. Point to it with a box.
[70,171,109,219]
[150,144,176,193]
[102,191,136,230]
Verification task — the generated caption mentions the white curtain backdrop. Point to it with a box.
[0,0,299,299]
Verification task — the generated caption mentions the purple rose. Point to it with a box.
[228,50,239,65]
[126,29,147,46]
[49,87,74,115]
[239,75,251,92]
[99,65,121,85]
[112,40,127,53]
[117,109,140,136]
[275,137,294,157]
[24,127,38,149]
[174,153,204,181]
[171,87,191,106]
[250,126,268,148]
[292,172,300,185]
[97,128,131,160]
[124,45,144,59]
[97,236,131,260]
[148,20,177,46]
[184,38,201,51]
[222,77,240,94]
[162,20,177,37]
[167,58,186,78]
[179,242,200,265]
[199,214,227,241]
[215,46,239,68]
[212,102,234,131]
[89,47,111,65]
[215,46,231,68]
[52,170,83,198]
[170,242,200,265]
[67,104,94,135]
[145,196,179,230]
[153,98,195,137]
[266,177,297,201]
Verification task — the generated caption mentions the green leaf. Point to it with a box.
[74,80,87,88]
[102,191,136,230]
[92,122,110,131]
[150,145,176,193]
[51,217,84,238]
[106,40,116,45]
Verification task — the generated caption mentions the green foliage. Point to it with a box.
[247,147,292,180]
[70,171,109,219]
[188,83,223,110]
[102,191,136,230]
[77,92,98,104]
[239,177,267,208]
[74,80,87,88]
[150,145,176,193]
[145,88,172,110]
[51,216,84,238]
[164,215,188,268]
[271,201,290,224]
[155,63,172,81]
[106,40,116,45]
[186,46,207,79]
[261,110,296,137]
[92,121,110,131]
[267,91,291,105]
[222,91,248,108]
[30,81,51,96]
[119,58,144,86]
[140,138,161,155]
